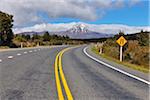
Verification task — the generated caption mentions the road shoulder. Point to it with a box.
[85,46,149,82]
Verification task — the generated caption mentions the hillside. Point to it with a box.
[93,31,149,72]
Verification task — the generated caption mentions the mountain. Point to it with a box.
[18,23,113,39]
[54,23,113,39]
[19,31,47,35]
[68,24,89,34]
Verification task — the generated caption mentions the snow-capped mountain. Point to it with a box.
[60,23,113,39]
[18,23,113,39]
[68,24,89,34]
[14,22,150,36]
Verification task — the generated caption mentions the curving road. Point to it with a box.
[0,45,149,100]
[62,46,149,100]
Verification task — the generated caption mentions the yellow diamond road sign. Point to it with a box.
[116,36,127,46]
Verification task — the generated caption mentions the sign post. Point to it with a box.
[21,42,23,48]
[120,46,123,62]
[116,36,127,62]
[37,42,39,47]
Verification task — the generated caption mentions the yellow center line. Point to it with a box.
[59,48,73,100]
[55,47,76,100]
[55,52,64,100]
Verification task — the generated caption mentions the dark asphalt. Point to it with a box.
[0,46,66,100]
[62,46,149,100]
[0,45,149,100]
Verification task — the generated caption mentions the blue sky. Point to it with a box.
[38,0,149,26]
[0,0,149,33]
[91,1,149,26]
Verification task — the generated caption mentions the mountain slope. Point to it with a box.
[56,24,113,39]
[18,23,113,39]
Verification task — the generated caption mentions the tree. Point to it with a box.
[141,29,144,33]
[43,31,50,41]
[137,32,149,46]
[13,34,26,42]
[65,35,69,40]
[0,11,14,46]
[32,33,41,40]
[118,31,125,36]
[24,34,31,40]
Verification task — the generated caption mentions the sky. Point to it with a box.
[0,0,149,34]
[46,0,149,26]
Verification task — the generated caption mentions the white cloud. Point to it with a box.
[13,22,150,34]
[13,23,74,33]
[0,0,141,27]
[87,24,150,34]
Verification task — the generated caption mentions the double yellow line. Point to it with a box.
[55,47,73,100]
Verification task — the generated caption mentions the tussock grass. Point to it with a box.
[0,46,9,49]
[91,47,149,73]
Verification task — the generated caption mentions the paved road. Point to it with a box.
[62,46,149,100]
[0,46,66,100]
[0,45,149,100]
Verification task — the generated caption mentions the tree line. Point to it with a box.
[13,32,72,47]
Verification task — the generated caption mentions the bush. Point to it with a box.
[125,40,149,68]
[102,39,119,59]
[94,38,149,69]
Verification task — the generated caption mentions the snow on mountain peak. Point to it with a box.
[71,23,88,33]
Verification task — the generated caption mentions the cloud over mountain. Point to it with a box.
[13,22,150,35]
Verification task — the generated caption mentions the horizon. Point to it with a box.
[13,22,149,35]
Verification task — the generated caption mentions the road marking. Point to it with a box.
[29,50,32,52]
[17,53,21,56]
[8,56,13,59]
[55,52,64,100]
[59,48,73,100]
[24,51,27,54]
[83,47,150,85]
[0,59,2,62]
[55,47,74,100]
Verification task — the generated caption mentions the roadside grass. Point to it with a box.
[91,47,149,73]
[0,46,10,51]
[0,46,9,49]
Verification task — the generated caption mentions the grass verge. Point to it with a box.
[91,47,149,73]
[0,46,9,49]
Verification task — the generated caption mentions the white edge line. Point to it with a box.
[83,47,150,85]
[17,53,21,56]
[8,56,13,59]
[24,52,27,54]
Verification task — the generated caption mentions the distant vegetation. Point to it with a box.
[93,31,149,72]
[13,32,86,47]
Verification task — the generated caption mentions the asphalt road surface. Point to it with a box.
[62,46,149,100]
[0,46,66,100]
[0,45,149,100]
